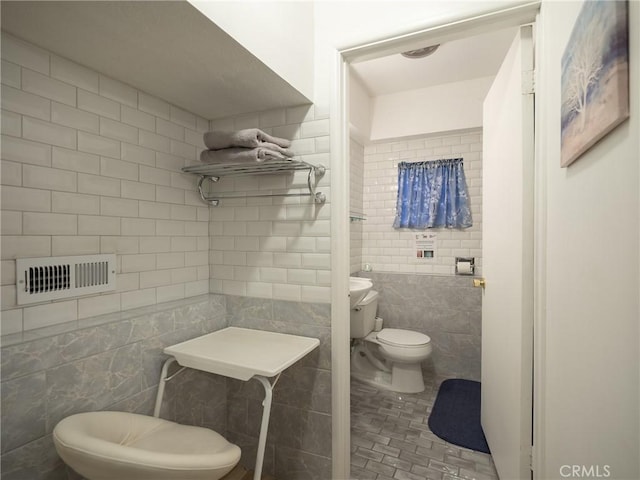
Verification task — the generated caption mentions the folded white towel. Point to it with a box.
[203,128,291,150]
[258,142,294,158]
[200,147,288,164]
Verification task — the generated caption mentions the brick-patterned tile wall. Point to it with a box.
[362,129,483,275]
[350,138,364,274]
[1,33,211,334]
[207,106,331,303]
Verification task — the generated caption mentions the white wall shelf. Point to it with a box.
[154,327,320,480]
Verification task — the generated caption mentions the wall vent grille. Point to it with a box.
[17,254,116,305]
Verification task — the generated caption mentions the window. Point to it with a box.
[393,158,473,229]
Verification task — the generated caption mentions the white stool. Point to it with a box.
[53,411,240,480]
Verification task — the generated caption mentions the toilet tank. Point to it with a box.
[350,290,379,338]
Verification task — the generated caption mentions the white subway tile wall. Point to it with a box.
[350,138,364,274]
[361,129,483,275]
[0,33,210,334]
[208,105,331,303]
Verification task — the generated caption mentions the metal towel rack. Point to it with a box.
[181,158,326,207]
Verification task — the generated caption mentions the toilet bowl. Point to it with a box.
[351,290,432,393]
[53,411,241,480]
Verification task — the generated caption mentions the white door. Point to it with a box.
[481,25,535,480]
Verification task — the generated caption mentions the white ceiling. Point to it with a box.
[1,1,310,120]
[351,26,518,97]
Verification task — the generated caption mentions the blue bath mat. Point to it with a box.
[428,379,490,453]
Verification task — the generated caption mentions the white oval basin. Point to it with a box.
[349,277,372,308]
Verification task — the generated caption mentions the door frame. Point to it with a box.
[330,2,544,478]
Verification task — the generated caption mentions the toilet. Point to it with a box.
[351,290,432,393]
[53,411,240,480]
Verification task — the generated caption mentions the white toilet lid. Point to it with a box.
[377,328,430,347]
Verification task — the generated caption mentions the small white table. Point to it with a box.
[154,327,320,480]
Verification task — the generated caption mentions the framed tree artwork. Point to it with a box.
[560,0,629,167]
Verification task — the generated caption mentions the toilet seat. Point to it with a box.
[53,411,240,480]
[377,328,431,347]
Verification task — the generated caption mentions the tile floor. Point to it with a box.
[350,377,499,480]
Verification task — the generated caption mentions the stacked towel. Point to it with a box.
[204,128,291,149]
[200,147,287,164]
[200,128,293,164]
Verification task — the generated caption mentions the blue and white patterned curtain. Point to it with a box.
[393,158,473,229]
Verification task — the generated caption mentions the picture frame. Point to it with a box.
[560,0,629,167]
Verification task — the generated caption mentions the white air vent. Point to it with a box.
[16,254,116,305]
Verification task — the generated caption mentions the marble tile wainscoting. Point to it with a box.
[0,295,227,480]
[225,296,333,480]
[358,272,481,381]
[0,294,332,480]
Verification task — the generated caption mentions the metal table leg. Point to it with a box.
[153,357,186,418]
[253,374,280,480]
[154,358,280,480]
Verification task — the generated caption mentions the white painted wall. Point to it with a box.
[313,1,518,110]
[189,0,314,102]
[369,76,493,140]
[315,1,519,53]
[538,1,639,478]
[349,73,372,144]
